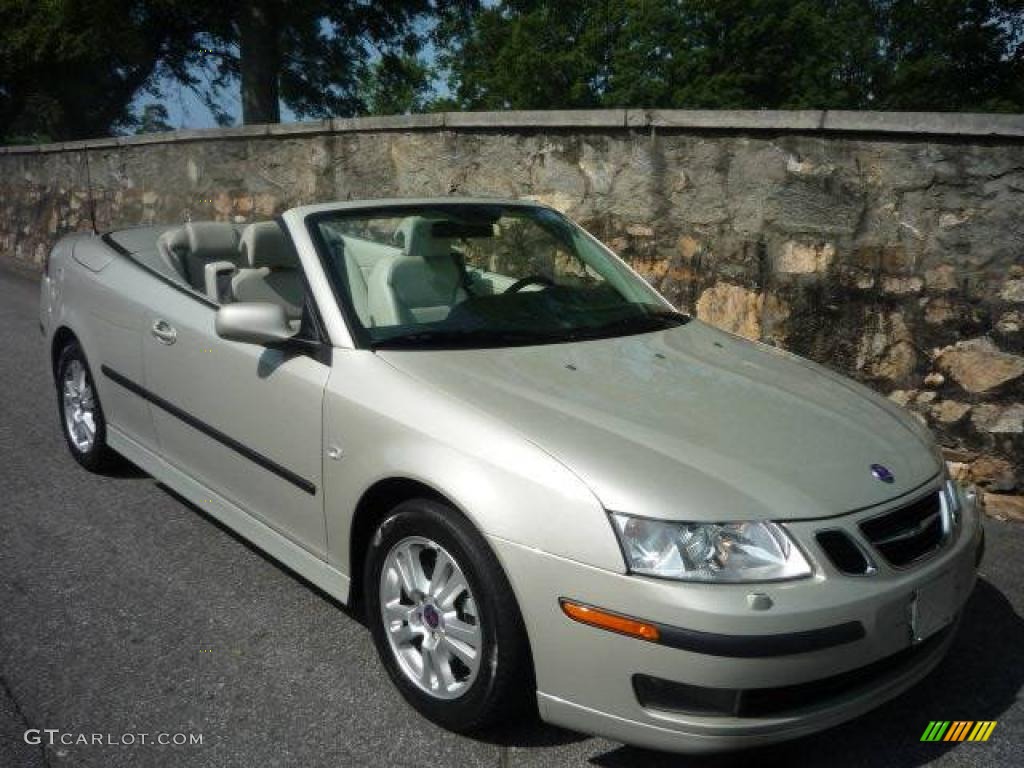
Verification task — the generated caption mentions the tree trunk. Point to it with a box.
[239,3,280,124]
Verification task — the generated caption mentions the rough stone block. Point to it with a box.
[936,338,1024,393]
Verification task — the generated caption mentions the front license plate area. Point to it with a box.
[909,570,956,644]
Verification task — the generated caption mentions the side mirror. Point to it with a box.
[215,302,296,346]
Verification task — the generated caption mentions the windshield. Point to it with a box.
[309,203,686,349]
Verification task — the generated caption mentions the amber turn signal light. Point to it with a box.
[559,599,660,642]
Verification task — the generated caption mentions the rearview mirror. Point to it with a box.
[215,302,296,346]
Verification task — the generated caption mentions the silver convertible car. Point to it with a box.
[40,198,984,753]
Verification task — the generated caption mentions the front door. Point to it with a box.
[141,281,329,557]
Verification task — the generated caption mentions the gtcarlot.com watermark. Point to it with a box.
[25,729,203,747]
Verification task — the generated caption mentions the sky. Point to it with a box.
[139,77,297,130]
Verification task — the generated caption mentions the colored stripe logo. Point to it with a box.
[921,721,997,742]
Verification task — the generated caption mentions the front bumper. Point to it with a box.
[490,492,982,753]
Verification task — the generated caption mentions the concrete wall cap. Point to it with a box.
[3,109,1024,152]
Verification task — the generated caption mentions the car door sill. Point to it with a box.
[107,425,351,605]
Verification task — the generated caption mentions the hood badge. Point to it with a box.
[871,464,895,483]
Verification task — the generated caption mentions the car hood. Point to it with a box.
[377,321,941,522]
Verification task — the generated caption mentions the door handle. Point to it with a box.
[151,319,178,345]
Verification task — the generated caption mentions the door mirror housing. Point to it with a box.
[215,302,297,346]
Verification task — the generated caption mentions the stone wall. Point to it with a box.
[1,110,1022,503]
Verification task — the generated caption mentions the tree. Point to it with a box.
[5,0,1022,143]
[436,0,617,109]
[1,0,468,139]
[196,1,454,124]
[0,0,205,141]
[237,4,280,124]
[438,0,1024,112]
[873,0,1024,111]
[136,103,174,134]
[656,0,883,110]
[361,54,434,116]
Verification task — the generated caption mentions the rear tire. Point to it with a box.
[364,498,533,732]
[56,341,119,472]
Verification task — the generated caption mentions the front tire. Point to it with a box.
[364,498,533,732]
[56,341,119,472]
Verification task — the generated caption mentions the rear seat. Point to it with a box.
[156,222,242,297]
[231,221,305,320]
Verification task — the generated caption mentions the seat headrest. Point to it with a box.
[185,222,240,260]
[239,221,299,269]
[397,217,454,262]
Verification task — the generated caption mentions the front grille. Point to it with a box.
[633,625,952,718]
[817,530,872,575]
[859,491,945,567]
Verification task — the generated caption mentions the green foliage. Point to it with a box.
[3,0,1022,142]
[0,0,206,141]
[361,54,435,116]
[439,0,1024,112]
[0,0,454,138]
[874,0,1024,111]
[136,103,174,134]
[193,0,444,123]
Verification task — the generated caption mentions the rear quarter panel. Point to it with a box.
[45,235,158,449]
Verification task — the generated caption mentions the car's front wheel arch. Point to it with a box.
[51,325,79,381]
[349,477,453,616]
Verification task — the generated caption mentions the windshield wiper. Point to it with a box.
[371,328,560,350]
[371,311,688,349]
[560,310,689,341]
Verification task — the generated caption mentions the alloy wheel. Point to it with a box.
[379,535,483,700]
[62,359,97,453]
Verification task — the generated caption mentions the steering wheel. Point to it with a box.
[504,275,555,293]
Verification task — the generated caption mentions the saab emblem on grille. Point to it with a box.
[871,464,895,483]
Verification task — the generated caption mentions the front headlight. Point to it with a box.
[609,513,812,582]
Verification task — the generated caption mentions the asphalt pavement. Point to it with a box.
[1,266,1022,767]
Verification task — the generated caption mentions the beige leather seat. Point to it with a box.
[156,222,241,293]
[366,217,467,326]
[326,231,403,327]
[343,248,372,326]
[231,222,305,320]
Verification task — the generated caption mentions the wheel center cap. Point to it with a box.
[422,604,440,630]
